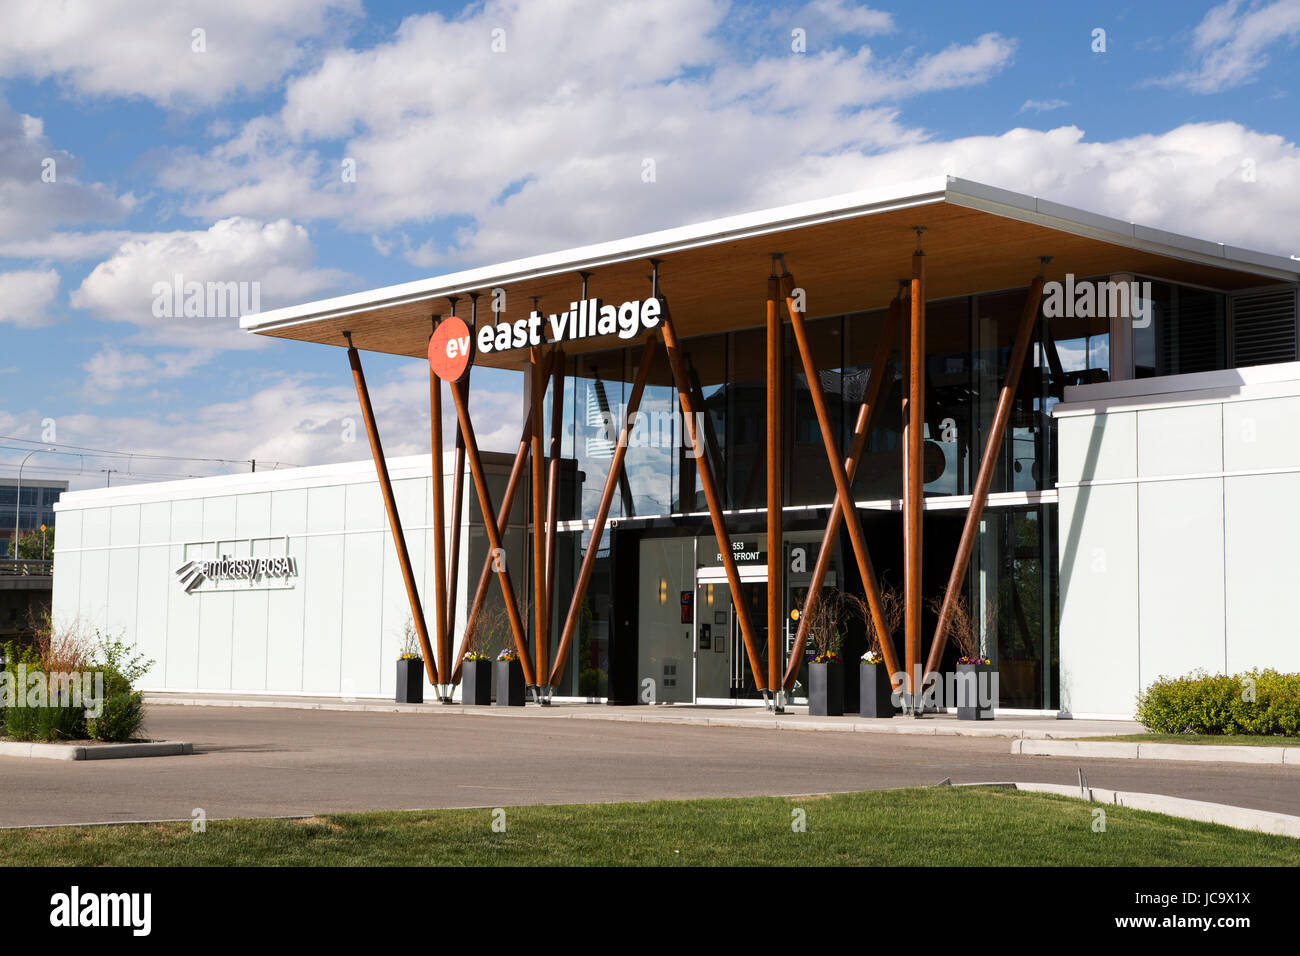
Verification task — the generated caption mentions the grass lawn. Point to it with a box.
[1,788,1296,866]
[1079,733,1297,746]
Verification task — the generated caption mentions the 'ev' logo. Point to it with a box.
[429,316,474,382]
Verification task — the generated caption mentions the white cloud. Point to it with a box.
[759,122,1300,257]
[0,268,59,327]
[1019,98,1069,113]
[0,98,133,242]
[69,217,352,348]
[0,0,361,106]
[82,346,212,395]
[159,0,1014,263]
[804,0,894,36]
[1156,0,1300,93]
[1,363,524,491]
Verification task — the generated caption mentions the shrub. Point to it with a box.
[1,640,88,742]
[1136,669,1300,737]
[1,628,153,744]
[86,637,153,742]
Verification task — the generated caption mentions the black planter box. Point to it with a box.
[462,660,492,706]
[955,662,996,720]
[495,659,525,706]
[808,661,844,716]
[396,658,424,704]
[858,663,895,718]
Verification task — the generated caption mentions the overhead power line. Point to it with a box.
[0,434,299,470]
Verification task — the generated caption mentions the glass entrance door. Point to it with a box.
[694,575,767,702]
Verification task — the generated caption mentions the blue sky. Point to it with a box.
[2,0,1298,489]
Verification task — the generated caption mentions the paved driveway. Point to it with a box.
[2,705,1296,827]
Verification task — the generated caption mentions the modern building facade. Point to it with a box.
[53,176,1300,717]
[1,477,66,555]
[51,454,522,698]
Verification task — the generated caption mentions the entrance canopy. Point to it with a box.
[240,175,1300,370]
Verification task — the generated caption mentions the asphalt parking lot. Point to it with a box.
[2,704,1297,828]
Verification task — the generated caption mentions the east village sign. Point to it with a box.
[428,296,664,381]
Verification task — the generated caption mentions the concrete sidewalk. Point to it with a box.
[144,691,1142,740]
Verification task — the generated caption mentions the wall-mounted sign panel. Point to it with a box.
[475,297,662,357]
[174,537,299,593]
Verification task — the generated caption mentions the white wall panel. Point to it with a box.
[1137,479,1225,683]
[1058,411,1136,482]
[300,535,345,693]
[133,546,171,689]
[1136,404,1221,478]
[196,591,235,689]
[1224,473,1300,673]
[1057,484,1139,716]
[231,588,269,691]
[340,530,384,697]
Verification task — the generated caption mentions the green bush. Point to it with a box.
[87,688,146,743]
[85,637,152,742]
[1,641,88,742]
[2,633,153,744]
[1136,669,1300,737]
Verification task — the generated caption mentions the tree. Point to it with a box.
[10,528,53,562]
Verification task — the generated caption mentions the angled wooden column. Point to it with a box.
[346,334,437,686]
[529,346,548,689]
[451,407,536,684]
[925,270,1047,677]
[449,376,536,687]
[903,236,926,706]
[783,295,902,690]
[780,272,896,688]
[445,297,479,661]
[428,322,450,695]
[542,349,565,682]
[659,299,768,694]
[548,335,658,687]
[765,274,783,700]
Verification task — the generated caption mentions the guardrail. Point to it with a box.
[0,559,53,576]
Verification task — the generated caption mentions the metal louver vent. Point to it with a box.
[1162,287,1225,375]
[1231,286,1298,368]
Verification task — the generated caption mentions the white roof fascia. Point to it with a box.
[239,175,951,335]
[241,175,1300,337]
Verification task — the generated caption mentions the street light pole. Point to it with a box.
[14,448,54,559]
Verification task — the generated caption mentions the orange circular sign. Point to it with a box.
[428,316,474,382]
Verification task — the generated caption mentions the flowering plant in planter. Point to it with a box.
[463,651,490,662]
[395,618,424,704]
[497,649,517,662]
[858,584,901,717]
[397,618,422,661]
[957,655,991,666]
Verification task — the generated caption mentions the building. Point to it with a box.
[50,454,521,697]
[53,176,1300,716]
[1,477,66,555]
[1,477,66,641]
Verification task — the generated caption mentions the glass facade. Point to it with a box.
[524,276,1233,709]
[0,483,64,556]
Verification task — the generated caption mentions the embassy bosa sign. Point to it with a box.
[174,542,299,593]
[428,297,664,380]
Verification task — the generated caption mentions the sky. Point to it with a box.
[1,0,1298,491]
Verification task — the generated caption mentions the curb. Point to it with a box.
[1012,738,1300,765]
[960,781,1300,839]
[144,694,1136,740]
[0,740,194,761]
